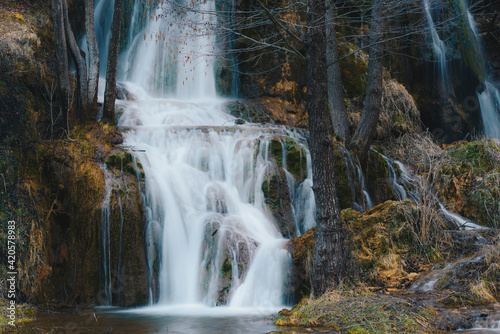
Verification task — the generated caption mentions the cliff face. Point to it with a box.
[0,1,148,307]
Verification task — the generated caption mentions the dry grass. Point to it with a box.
[377,79,421,139]
[393,133,450,249]
[275,289,437,333]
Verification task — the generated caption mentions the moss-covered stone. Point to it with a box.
[283,137,307,184]
[438,139,500,227]
[344,200,444,288]
[285,227,316,303]
[105,150,145,179]
[339,42,368,97]
[262,168,297,238]
[200,219,258,306]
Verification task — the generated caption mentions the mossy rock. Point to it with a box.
[344,200,432,288]
[105,150,145,178]
[438,140,500,227]
[339,42,368,97]
[266,136,307,184]
[285,227,316,303]
[283,137,307,184]
[262,168,297,238]
[200,217,259,306]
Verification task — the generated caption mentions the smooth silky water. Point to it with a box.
[26,0,317,331]
[116,0,300,312]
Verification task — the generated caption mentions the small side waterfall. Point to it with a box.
[94,0,114,76]
[423,0,449,96]
[100,166,113,306]
[386,158,487,230]
[293,151,315,235]
[478,81,500,139]
[356,165,374,211]
[465,7,500,139]
[379,153,408,201]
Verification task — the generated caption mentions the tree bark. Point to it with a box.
[62,0,88,120]
[326,0,350,144]
[102,0,124,123]
[85,0,100,120]
[51,0,70,134]
[353,0,386,161]
[306,0,346,297]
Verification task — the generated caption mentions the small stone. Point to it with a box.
[407,272,419,281]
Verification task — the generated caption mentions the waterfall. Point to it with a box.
[388,160,487,230]
[378,153,408,201]
[293,151,315,235]
[100,166,114,306]
[94,0,114,76]
[466,7,500,139]
[356,165,373,211]
[105,0,303,309]
[477,82,500,138]
[438,202,487,230]
[423,0,449,96]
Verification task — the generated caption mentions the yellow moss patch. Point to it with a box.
[344,200,442,288]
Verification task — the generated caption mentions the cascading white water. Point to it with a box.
[423,0,449,95]
[112,0,303,309]
[466,8,500,139]
[94,0,114,76]
[292,151,315,235]
[356,165,374,211]
[378,153,408,201]
[389,159,487,230]
[477,81,500,138]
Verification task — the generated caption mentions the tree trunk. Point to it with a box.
[51,0,70,134]
[85,0,100,120]
[102,0,124,123]
[353,0,386,160]
[326,0,350,144]
[62,0,88,120]
[306,0,346,297]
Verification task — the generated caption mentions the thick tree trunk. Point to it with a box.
[326,0,350,144]
[353,0,386,160]
[306,0,346,297]
[62,0,88,120]
[102,0,124,123]
[85,0,100,120]
[51,0,70,133]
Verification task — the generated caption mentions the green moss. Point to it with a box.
[339,43,368,97]
[221,257,232,276]
[283,137,307,183]
[448,140,494,172]
[270,139,283,167]
[105,151,145,178]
